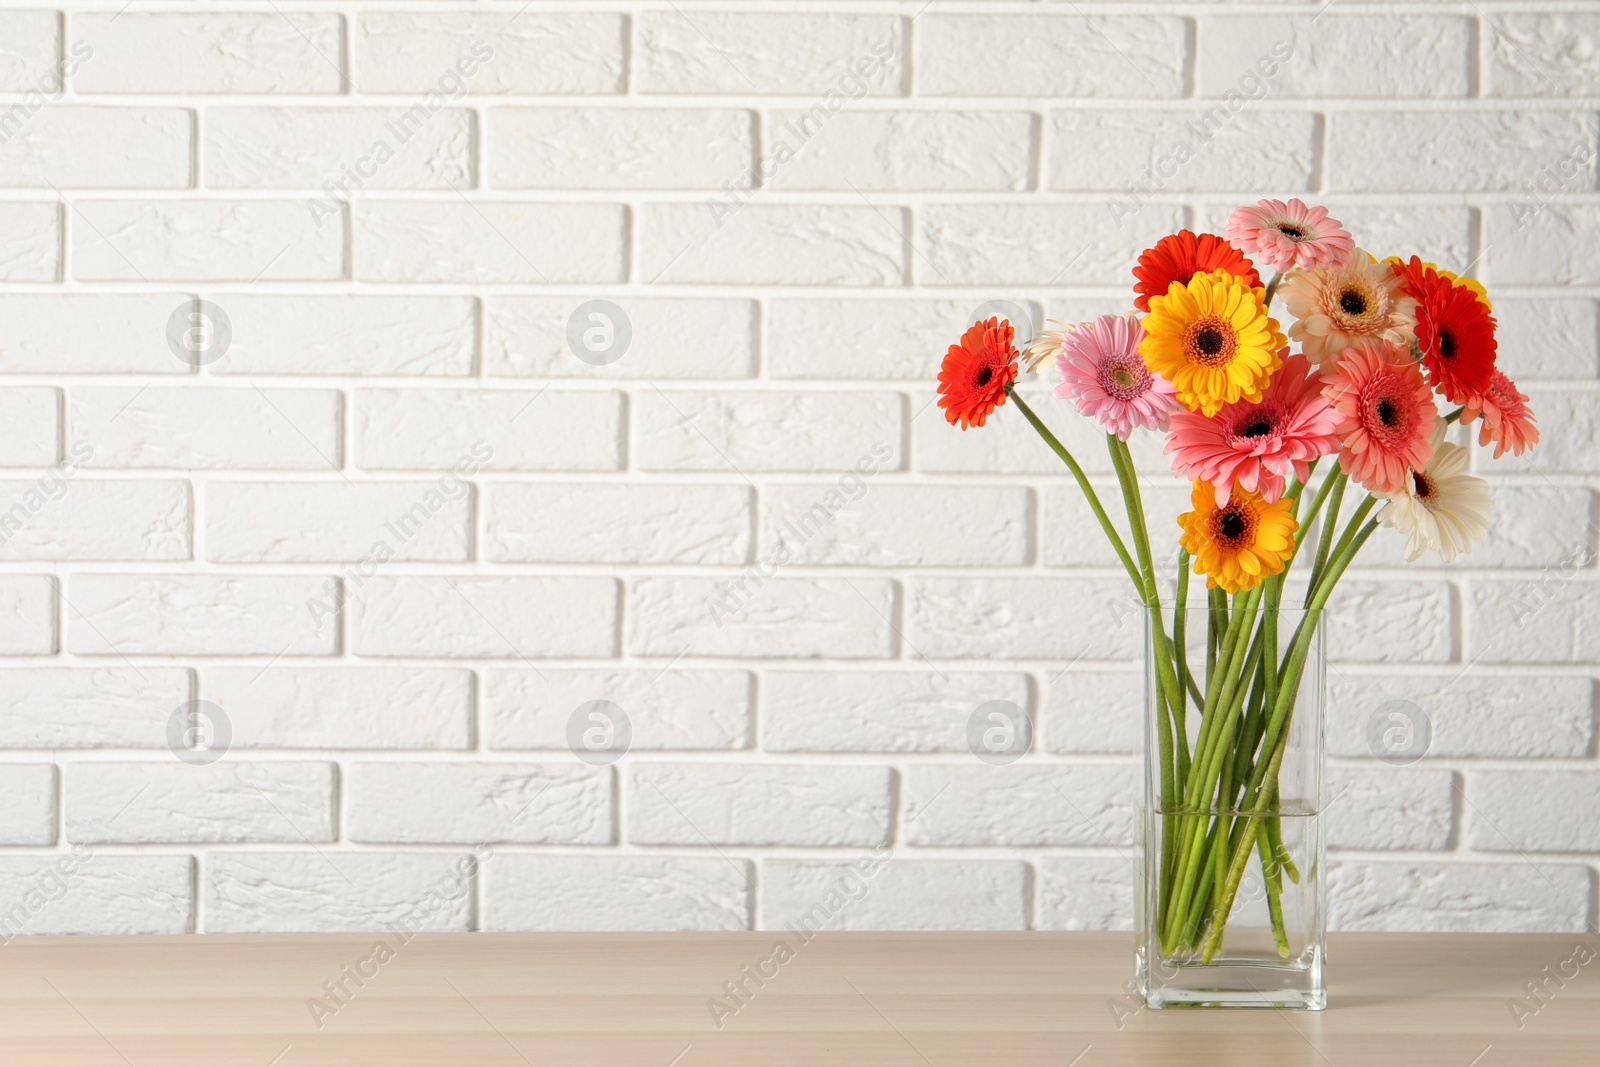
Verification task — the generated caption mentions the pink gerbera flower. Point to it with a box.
[1225,199,1356,274]
[1166,352,1342,505]
[1461,370,1539,458]
[1321,339,1438,495]
[1054,313,1180,440]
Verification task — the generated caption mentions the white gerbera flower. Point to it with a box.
[1022,318,1075,374]
[1376,421,1492,563]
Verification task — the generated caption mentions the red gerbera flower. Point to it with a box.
[1415,281,1497,403]
[1462,371,1538,458]
[1387,255,1444,303]
[938,317,1019,429]
[1133,231,1262,313]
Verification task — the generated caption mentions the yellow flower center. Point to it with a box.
[1183,316,1238,368]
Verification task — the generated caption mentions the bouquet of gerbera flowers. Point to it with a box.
[936,199,1538,963]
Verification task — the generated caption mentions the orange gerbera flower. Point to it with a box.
[1462,371,1538,458]
[938,317,1019,429]
[1133,231,1262,313]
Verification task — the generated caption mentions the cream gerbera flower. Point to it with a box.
[1023,318,1074,373]
[1376,421,1492,563]
[1280,251,1416,369]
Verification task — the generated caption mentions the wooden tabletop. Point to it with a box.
[1,931,1593,1066]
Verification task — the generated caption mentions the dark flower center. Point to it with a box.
[1413,470,1436,502]
[1338,288,1367,316]
[1240,419,1274,438]
[1194,327,1225,356]
[1219,512,1247,539]
[1438,329,1456,360]
[974,365,994,387]
[1376,397,1400,428]
[1277,224,1307,241]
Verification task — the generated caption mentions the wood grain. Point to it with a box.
[1,932,1593,1066]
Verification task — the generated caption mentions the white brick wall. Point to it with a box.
[0,1,1594,938]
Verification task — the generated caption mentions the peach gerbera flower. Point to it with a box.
[1321,339,1438,495]
[1280,252,1417,369]
[1462,371,1539,459]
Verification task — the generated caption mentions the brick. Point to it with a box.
[1327,111,1598,193]
[908,577,1144,661]
[762,670,1030,753]
[629,762,891,846]
[635,391,900,472]
[0,668,191,748]
[355,12,623,95]
[920,15,1186,98]
[1272,204,1474,273]
[0,107,190,188]
[0,575,54,654]
[1477,386,1600,475]
[205,852,472,934]
[485,856,750,932]
[1325,580,1454,664]
[1050,110,1316,193]
[912,379,1114,475]
[628,576,896,659]
[919,202,1186,286]
[768,110,1031,192]
[485,669,751,752]
[71,200,344,282]
[485,297,755,380]
[66,574,336,656]
[1197,15,1471,98]
[636,13,902,96]
[354,201,625,283]
[1326,766,1454,851]
[0,764,54,845]
[205,481,470,563]
[0,11,57,92]
[761,859,1027,931]
[0,294,193,374]
[766,298,1041,382]
[1487,14,1600,97]
[347,577,618,659]
[0,202,59,281]
[489,108,753,190]
[65,761,334,843]
[347,762,610,844]
[0,854,192,937]
[1492,298,1598,380]
[205,107,472,189]
[1041,669,1143,755]
[1328,861,1592,933]
[1037,856,1135,931]
[483,483,751,565]
[76,12,344,94]
[69,387,341,470]
[0,388,58,466]
[1043,482,1190,571]
[1488,205,1600,286]
[201,667,471,750]
[759,484,1029,566]
[210,295,476,377]
[1471,772,1600,852]
[1329,671,1594,760]
[1469,579,1600,664]
[902,764,1139,847]
[354,388,620,471]
[0,479,190,561]
[640,204,904,286]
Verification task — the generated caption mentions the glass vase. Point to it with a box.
[1136,603,1327,1010]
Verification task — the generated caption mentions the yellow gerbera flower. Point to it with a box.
[1139,268,1286,417]
[1178,481,1298,595]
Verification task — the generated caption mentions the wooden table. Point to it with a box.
[1,932,1593,1065]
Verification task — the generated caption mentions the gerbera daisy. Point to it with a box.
[1166,352,1341,505]
[1054,313,1180,440]
[1139,269,1286,418]
[1321,339,1438,494]
[1022,319,1073,373]
[1415,279,1497,403]
[1279,252,1417,369]
[1385,255,1492,312]
[1377,420,1492,563]
[1178,481,1298,594]
[1133,230,1262,313]
[1461,370,1539,458]
[938,317,1019,429]
[1225,199,1356,273]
